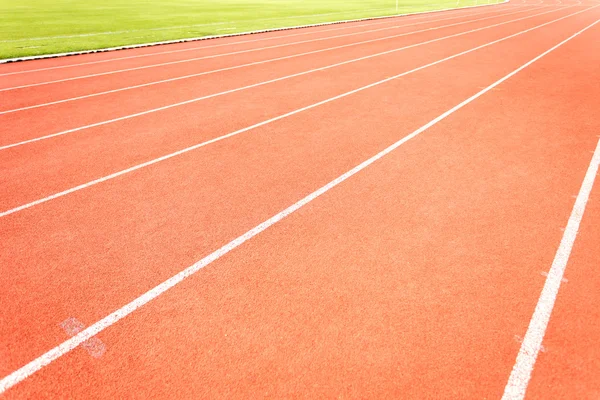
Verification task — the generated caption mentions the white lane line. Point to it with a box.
[0,8,394,43]
[0,6,546,114]
[1,16,597,395]
[0,1,511,66]
[0,6,594,219]
[0,6,572,151]
[0,6,535,91]
[502,138,600,399]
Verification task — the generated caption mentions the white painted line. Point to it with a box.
[0,1,509,65]
[0,5,594,218]
[0,5,537,91]
[0,6,574,151]
[1,16,596,394]
[0,6,514,77]
[502,136,600,399]
[0,6,546,114]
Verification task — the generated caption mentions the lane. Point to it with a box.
[3,7,600,397]
[506,22,600,399]
[0,5,539,109]
[0,2,515,76]
[0,6,554,143]
[1,5,598,392]
[0,7,586,213]
[526,180,600,399]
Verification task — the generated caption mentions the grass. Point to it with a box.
[0,0,502,60]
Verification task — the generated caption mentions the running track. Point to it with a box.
[1,0,599,397]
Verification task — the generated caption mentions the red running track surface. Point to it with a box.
[1,0,599,398]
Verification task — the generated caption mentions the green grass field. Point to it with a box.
[0,0,501,60]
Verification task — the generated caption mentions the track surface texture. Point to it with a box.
[1,0,599,398]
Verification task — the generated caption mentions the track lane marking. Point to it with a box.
[502,139,600,398]
[1,14,597,394]
[0,6,572,150]
[0,6,545,114]
[0,6,540,91]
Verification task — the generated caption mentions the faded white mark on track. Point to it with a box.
[60,318,106,358]
[540,271,568,282]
